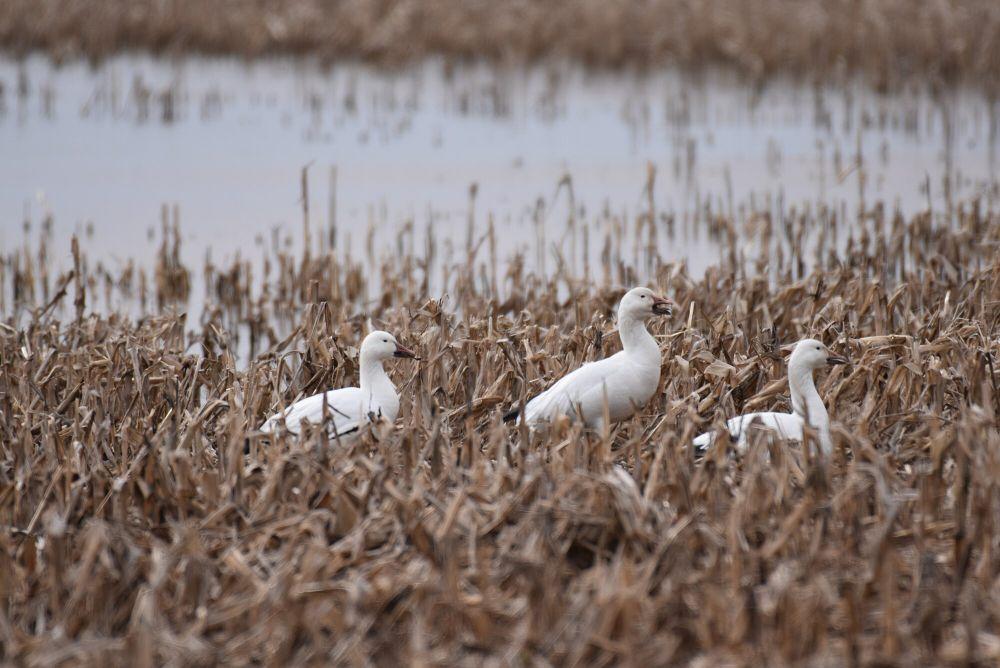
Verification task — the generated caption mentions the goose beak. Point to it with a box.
[826,354,849,366]
[394,344,419,360]
[651,296,673,316]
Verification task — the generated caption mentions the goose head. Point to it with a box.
[789,338,849,371]
[360,331,418,362]
[619,286,673,322]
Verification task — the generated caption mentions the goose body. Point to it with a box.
[506,287,673,430]
[692,412,807,450]
[260,331,416,438]
[693,338,848,453]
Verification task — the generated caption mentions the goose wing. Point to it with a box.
[522,354,621,424]
[261,387,368,437]
[693,412,804,451]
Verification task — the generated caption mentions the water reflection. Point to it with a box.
[1,55,997,286]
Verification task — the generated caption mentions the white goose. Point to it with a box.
[504,287,673,430]
[260,330,417,438]
[693,338,848,454]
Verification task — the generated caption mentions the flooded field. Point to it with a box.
[2,117,999,665]
[2,55,997,293]
[3,34,1000,666]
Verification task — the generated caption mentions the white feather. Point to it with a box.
[259,330,410,440]
[523,351,658,427]
[517,287,670,429]
[692,412,804,450]
[260,387,370,437]
[693,338,845,454]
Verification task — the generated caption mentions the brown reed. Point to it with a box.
[2,1,1000,88]
[1,194,999,665]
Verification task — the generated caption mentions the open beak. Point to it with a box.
[826,354,849,366]
[394,344,419,360]
[651,295,673,316]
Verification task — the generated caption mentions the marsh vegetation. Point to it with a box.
[3,2,1000,664]
[2,194,999,664]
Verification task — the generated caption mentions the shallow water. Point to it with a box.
[1,54,997,290]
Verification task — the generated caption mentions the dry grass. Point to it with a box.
[2,0,1000,87]
[1,193,999,665]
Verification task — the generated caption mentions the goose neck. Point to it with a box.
[359,355,389,392]
[618,313,657,358]
[788,360,831,451]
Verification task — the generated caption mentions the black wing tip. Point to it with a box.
[504,392,540,424]
[335,425,361,437]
